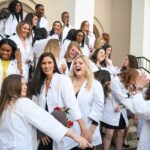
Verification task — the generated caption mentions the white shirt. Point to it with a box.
[38,17,49,33]
[0,97,67,150]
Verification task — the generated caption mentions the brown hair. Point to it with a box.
[0,74,22,119]
[80,20,89,34]
[102,33,110,44]
[119,68,138,90]
[145,82,150,100]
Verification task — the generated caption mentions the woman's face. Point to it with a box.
[20,23,30,38]
[76,32,84,44]
[32,16,38,27]
[69,46,81,59]
[15,3,22,13]
[53,22,61,34]
[123,56,129,67]
[99,39,106,48]
[97,49,105,62]
[41,56,54,76]
[105,47,112,58]
[0,44,13,60]
[21,78,27,97]
[83,22,89,31]
[73,57,86,77]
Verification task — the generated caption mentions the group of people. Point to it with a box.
[0,0,150,150]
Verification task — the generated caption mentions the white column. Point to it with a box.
[130,0,150,59]
[66,0,95,31]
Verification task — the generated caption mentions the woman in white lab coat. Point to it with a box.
[100,69,139,150]
[10,20,33,81]
[113,70,150,150]
[66,55,104,150]
[4,0,23,37]
[0,74,90,150]
[31,52,88,150]
[75,30,91,58]
[80,20,96,50]
[0,38,22,90]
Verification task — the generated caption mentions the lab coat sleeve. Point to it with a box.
[61,76,82,121]
[20,98,68,143]
[4,15,13,36]
[122,93,150,120]
[111,77,128,103]
[88,80,104,122]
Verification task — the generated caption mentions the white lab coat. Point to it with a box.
[32,35,59,65]
[4,14,21,37]
[0,19,6,39]
[32,73,81,150]
[0,59,20,90]
[81,44,91,58]
[0,97,67,150]
[61,23,73,43]
[10,35,33,81]
[116,93,150,150]
[64,79,104,149]
[88,32,96,49]
[38,17,49,33]
[60,39,71,58]
[102,76,129,127]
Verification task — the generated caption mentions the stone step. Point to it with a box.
[128,125,137,141]
[127,119,137,141]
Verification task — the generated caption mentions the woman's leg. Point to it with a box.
[102,128,114,150]
[123,127,129,147]
[115,129,124,150]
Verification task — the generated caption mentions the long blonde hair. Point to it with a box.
[44,39,60,58]
[70,55,94,90]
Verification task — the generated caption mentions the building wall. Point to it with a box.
[110,0,131,66]
[94,0,131,66]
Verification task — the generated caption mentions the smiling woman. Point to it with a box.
[9,20,33,82]
[31,52,88,150]
[0,38,22,90]
[68,55,104,150]
[0,74,90,150]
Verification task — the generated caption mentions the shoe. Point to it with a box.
[123,143,130,148]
